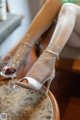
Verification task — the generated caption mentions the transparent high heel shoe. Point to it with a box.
[15,50,59,95]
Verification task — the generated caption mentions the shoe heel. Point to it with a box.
[46,79,52,95]
[46,67,55,95]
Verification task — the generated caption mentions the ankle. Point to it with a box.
[19,39,33,54]
[39,50,57,66]
[22,41,32,49]
[45,49,59,60]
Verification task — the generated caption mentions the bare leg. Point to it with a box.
[23,0,61,46]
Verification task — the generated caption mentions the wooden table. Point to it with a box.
[0,77,60,120]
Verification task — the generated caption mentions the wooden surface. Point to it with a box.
[56,59,80,73]
[50,71,80,120]
[48,90,60,120]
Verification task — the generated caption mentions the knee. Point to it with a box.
[60,3,76,14]
[58,3,76,26]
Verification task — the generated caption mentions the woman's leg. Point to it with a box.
[46,3,77,54]
[12,0,61,74]
[26,3,77,79]
[15,3,79,92]
[23,0,61,46]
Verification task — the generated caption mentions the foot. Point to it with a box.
[15,50,57,90]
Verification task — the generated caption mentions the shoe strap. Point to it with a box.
[22,41,32,48]
[46,50,59,60]
[23,77,42,90]
[22,34,32,48]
